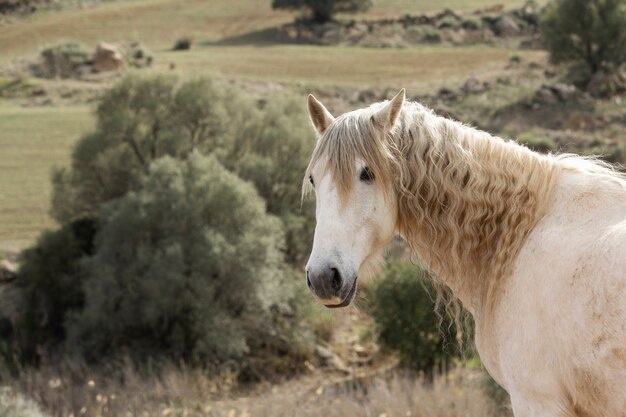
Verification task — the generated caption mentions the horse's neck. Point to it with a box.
[396,108,559,315]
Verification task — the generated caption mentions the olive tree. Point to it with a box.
[272,0,372,23]
[540,0,626,74]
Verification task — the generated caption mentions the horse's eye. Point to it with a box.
[309,175,315,187]
[359,167,374,183]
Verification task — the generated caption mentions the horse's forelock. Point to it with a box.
[303,106,397,205]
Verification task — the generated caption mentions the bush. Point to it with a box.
[540,0,626,75]
[437,16,460,29]
[15,218,97,363]
[14,75,318,378]
[461,17,482,30]
[172,37,192,51]
[52,75,314,266]
[421,27,442,43]
[36,42,91,79]
[368,261,460,375]
[65,153,304,370]
[272,0,371,23]
[516,132,556,153]
[51,75,255,224]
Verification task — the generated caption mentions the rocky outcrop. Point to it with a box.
[92,42,125,72]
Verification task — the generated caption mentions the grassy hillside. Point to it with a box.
[0,105,92,250]
[0,0,542,60]
[0,0,548,250]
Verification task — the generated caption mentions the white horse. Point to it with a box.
[303,89,626,417]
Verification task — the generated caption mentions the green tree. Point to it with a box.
[540,0,626,74]
[272,0,372,23]
[51,75,257,224]
[52,75,315,266]
[65,153,299,367]
[225,96,315,266]
[368,260,460,376]
[15,218,97,364]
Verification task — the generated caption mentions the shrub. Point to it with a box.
[421,27,442,43]
[51,75,256,224]
[15,218,97,363]
[172,37,192,51]
[368,260,460,375]
[461,17,482,30]
[540,0,626,75]
[16,75,318,375]
[516,132,556,153]
[36,42,91,79]
[437,16,460,29]
[65,153,306,370]
[272,0,372,23]
[225,95,316,266]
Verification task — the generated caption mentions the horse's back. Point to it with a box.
[489,168,626,417]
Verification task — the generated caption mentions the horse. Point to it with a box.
[302,89,626,417]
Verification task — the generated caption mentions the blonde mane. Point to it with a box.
[304,100,624,328]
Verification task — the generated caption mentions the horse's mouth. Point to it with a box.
[324,277,357,309]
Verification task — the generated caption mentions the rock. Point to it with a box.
[92,42,124,72]
[0,260,16,282]
[437,86,458,100]
[551,83,578,101]
[462,77,486,94]
[315,345,350,374]
[493,15,520,36]
[586,70,626,98]
[534,86,558,105]
[39,42,91,79]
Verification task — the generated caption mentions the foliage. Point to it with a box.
[12,75,317,377]
[52,75,314,266]
[15,218,96,364]
[540,0,626,74]
[62,153,305,370]
[272,0,371,23]
[516,131,555,153]
[224,95,315,266]
[36,42,91,79]
[368,260,460,375]
[52,75,249,222]
[173,37,192,51]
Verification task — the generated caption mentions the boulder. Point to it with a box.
[534,86,558,105]
[92,42,124,72]
[493,15,520,36]
[462,77,486,94]
[0,259,16,282]
[551,83,578,101]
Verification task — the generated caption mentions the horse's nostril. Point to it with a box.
[306,271,313,290]
[330,268,342,292]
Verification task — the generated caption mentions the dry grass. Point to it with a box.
[2,362,508,417]
[0,0,546,62]
[0,105,93,251]
[155,45,545,89]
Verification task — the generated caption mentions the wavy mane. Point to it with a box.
[304,99,624,330]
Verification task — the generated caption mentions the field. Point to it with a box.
[0,105,92,250]
[2,1,625,416]
[0,0,551,252]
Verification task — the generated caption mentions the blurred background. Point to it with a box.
[0,0,624,416]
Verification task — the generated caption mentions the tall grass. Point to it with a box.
[2,363,508,417]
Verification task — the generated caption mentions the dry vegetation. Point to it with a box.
[0,0,624,416]
[2,363,505,417]
[0,105,92,250]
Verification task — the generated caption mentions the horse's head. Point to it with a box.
[303,90,405,308]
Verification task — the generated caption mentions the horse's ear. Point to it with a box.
[307,94,335,135]
[373,88,405,129]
